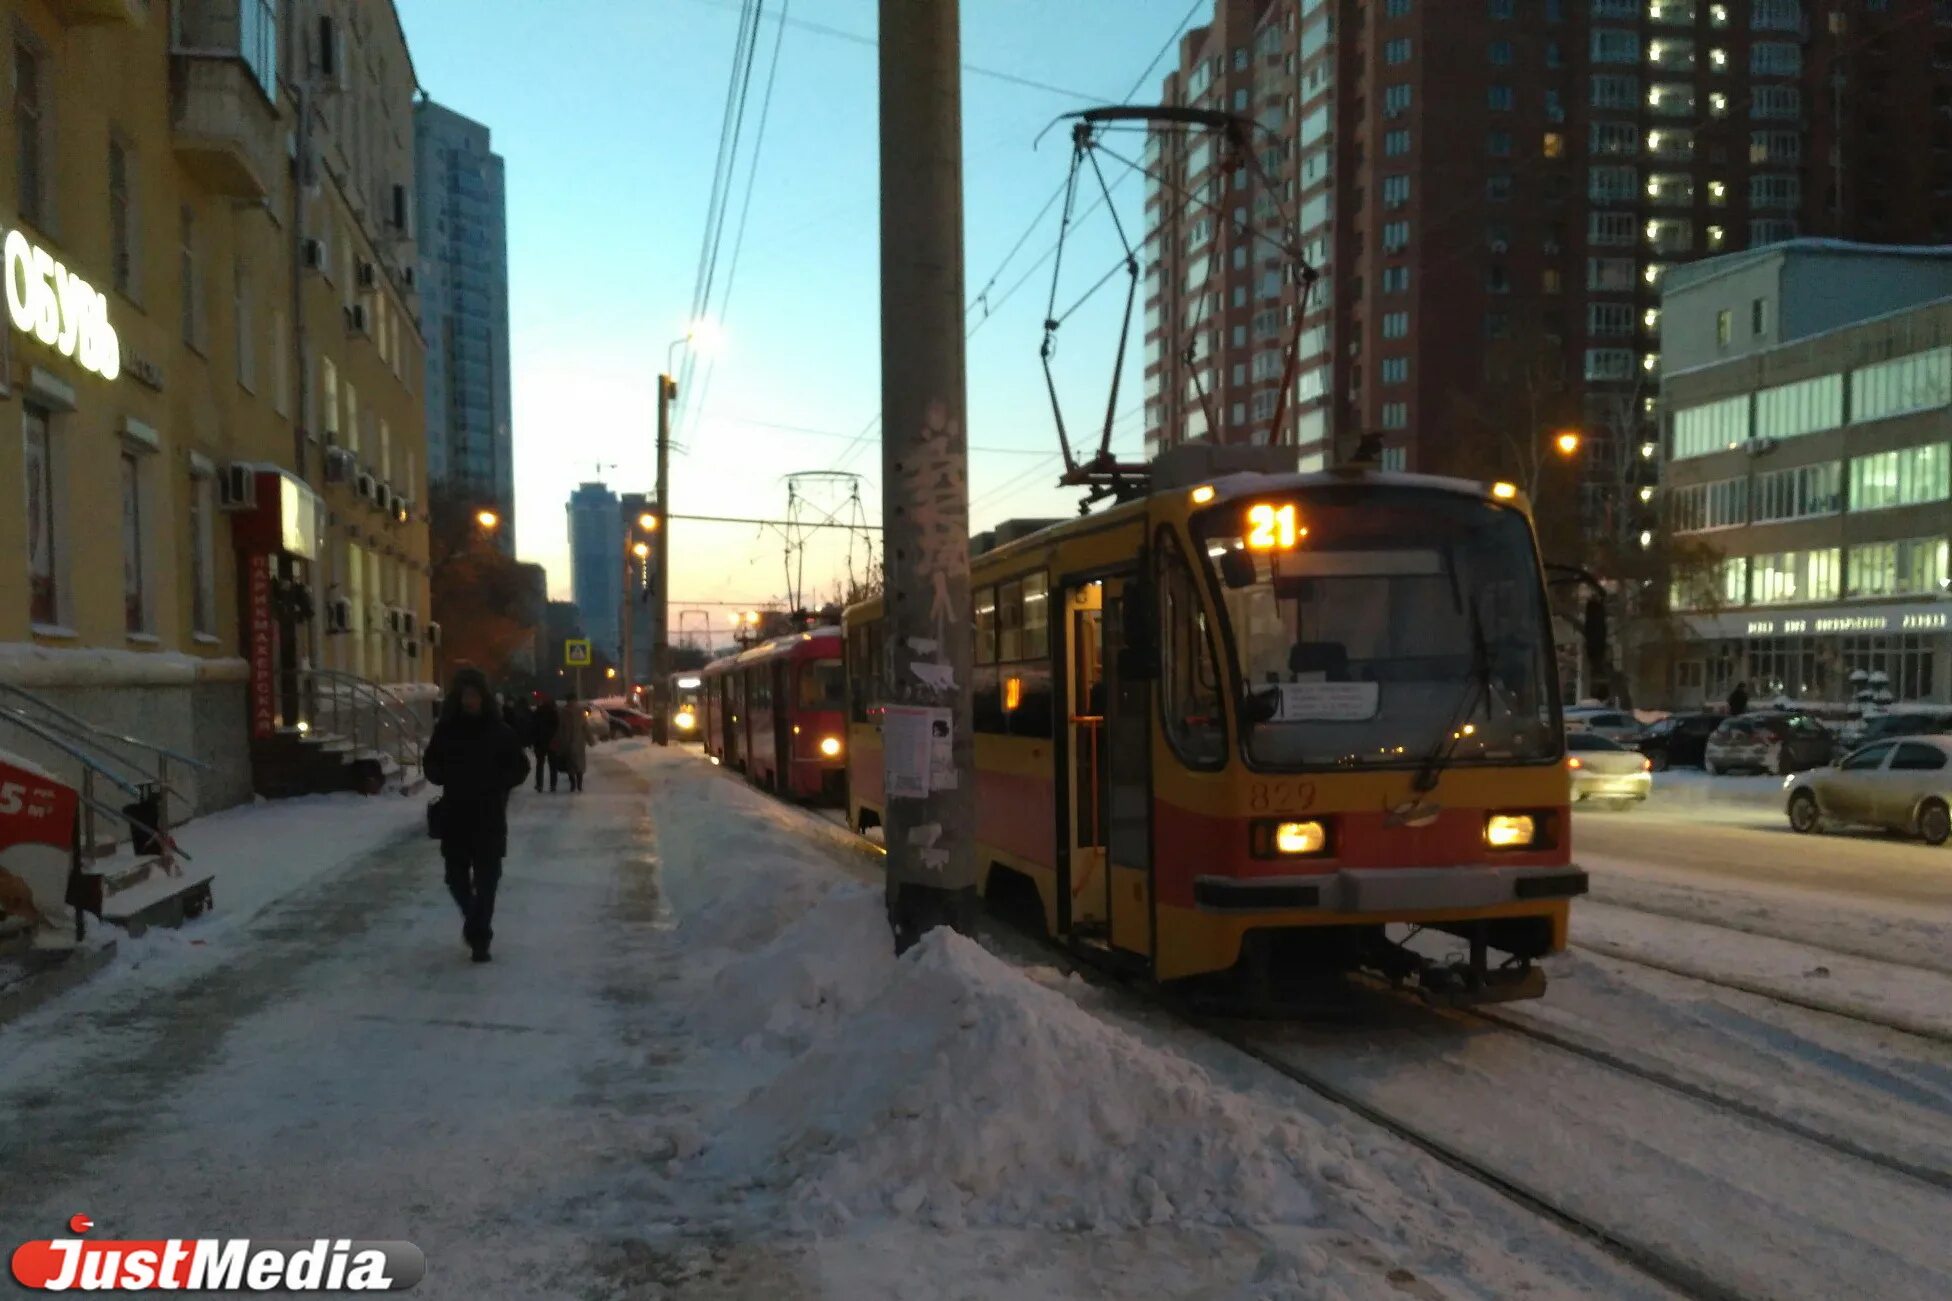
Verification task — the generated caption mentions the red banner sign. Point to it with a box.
[247,560,275,739]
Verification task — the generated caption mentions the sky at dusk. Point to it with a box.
[397,0,1192,635]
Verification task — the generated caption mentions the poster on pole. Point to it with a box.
[564,638,592,667]
[882,705,948,799]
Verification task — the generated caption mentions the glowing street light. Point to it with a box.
[605,666,618,679]
[638,512,659,532]
[475,509,500,530]
[1554,430,1582,457]
[632,541,650,559]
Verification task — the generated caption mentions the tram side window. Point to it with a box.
[1160,535,1227,766]
[748,670,771,712]
[973,573,1053,738]
[849,624,882,723]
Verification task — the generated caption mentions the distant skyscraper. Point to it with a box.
[567,482,622,662]
[414,98,514,551]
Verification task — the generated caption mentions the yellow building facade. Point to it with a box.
[0,0,429,811]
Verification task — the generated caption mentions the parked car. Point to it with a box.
[1634,712,1724,770]
[1563,708,1644,744]
[1850,709,1952,749]
[1567,732,1652,808]
[604,707,656,737]
[1703,711,1834,775]
[1785,736,1952,844]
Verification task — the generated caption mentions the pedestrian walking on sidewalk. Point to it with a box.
[1727,681,1750,717]
[556,693,592,792]
[532,696,561,792]
[424,667,530,962]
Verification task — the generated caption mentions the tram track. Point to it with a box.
[1570,938,1952,1049]
[1581,891,1952,981]
[708,756,1952,1300]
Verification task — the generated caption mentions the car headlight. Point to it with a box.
[819,736,843,758]
[1484,813,1538,849]
[1247,818,1329,858]
[674,709,696,731]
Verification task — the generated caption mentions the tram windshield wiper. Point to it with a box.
[1412,596,1494,794]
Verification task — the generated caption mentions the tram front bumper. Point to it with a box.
[1192,864,1589,915]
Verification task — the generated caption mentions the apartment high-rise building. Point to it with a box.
[414,99,513,549]
[1142,0,1952,531]
[567,482,622,663]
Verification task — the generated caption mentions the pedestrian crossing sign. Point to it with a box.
[564,639,592,667]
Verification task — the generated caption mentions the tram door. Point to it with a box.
[1064,575,1152,958]
[1064,583,1109,937]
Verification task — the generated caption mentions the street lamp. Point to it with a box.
[638,512,658,532]
[475,509,500,530]
[1553,430,1582,457]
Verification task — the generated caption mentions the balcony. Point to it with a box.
[169,0,280,198]
[56,0,145,23]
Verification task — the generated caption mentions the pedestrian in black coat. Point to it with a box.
[531,697,560,792]
[1727,681,1750,717]
[424,667,530,962]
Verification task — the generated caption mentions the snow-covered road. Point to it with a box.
[5,746,1949,1298]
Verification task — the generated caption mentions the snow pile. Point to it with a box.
[691,882,892,1051]
[692,925,1387,1233]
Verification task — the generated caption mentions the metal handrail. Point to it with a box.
[282,667,427,785]
[0,681,209,771]
[0,710,193,869]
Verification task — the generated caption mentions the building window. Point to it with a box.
[1589,121,1640,156]
[1847,538,1949,599]
[1751,296,1770,337]
[1750,130,1800,164]
[24,405,57,626]
[1382,220,1410,251]
[1382,266,1410,293]
[109,135,136,298]
[1589,212,1635,246]
[1750,218,1798,246]
[1649,83,1697,116]
[189,471,217,637]
[1487,130,1514,156]
[1591,74,1640,109]
[1852,347,1952,424]
[1751,86,1800,119]
[1647,173,1693,207]
[1591,29,1640,63]
[1543,130,1565,158]
[1588,257,1634,291]
[1382,310,1409,339]
[1384,128,1412,156]
[1485,312,1512,338]
[121,450,147,634]
[1716,309,1732,346]
[1752,549,1841,605]
[1588,166,1638,204]
[14,37,47,228]
[1672,394,1749,458]
[1756,374,1843,440]
[1385,37,1413,63]
[1382,174,1410,207]
[1489,39,1513,64]
[1751,0,1801,29]
[1383,84,1412,117]
[1670,477,1749,533]
[1381,401,1409,428]
[1849,444,1950,512]
[1381,357,1409,384]
[1486,174,1513,202]
[1584,348,1634,382]
[1385,0,1411,14]
[1485,264,1512,293]
[1647,126,1695,159]
[1749,173,1800,210]
[1588,302,1634,337]
[180,207,201,348]
[1750,462,1842,524]
[1750,42,1801,77]
[1645,217,1692,253]
[1487,84,1515,111]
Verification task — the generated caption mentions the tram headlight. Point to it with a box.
[1484,813,1539,849]
[1249,819,1329,858]
[819,735,843,758]
[674,709,696,731]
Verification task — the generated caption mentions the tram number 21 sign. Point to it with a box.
[4,228,121,381]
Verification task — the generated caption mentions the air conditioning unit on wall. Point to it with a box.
[345,303,370,335]
[323,447,355,484]
[218,464,258,511]
[326,596,353,633]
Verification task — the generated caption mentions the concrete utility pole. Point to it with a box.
[876,0,977,952]
[651,372,676,744]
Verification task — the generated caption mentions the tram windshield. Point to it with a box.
[1194,486,1560,771]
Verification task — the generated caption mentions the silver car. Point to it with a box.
[1564,708,1645,744]
[1567,731,1652,809]
[1785,735,1952,844]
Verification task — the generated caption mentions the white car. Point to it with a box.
[1567,731,1652,809]
[1564,708,1645,744]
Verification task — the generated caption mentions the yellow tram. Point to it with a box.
[845,448,1586,1001]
